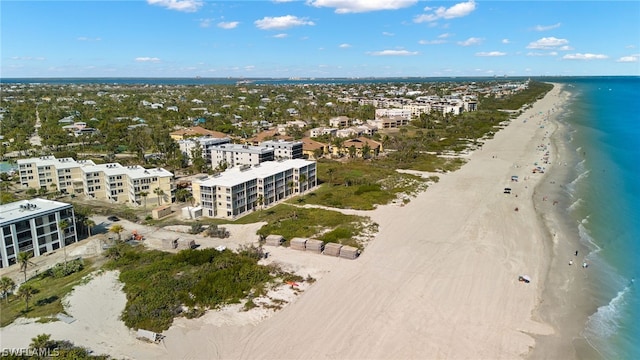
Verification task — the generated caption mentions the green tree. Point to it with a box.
[84,218,95,237]
[17,251,34,282]
[348,145,357,159]
[30,333,54,351]
[139,191,149,208]
[109,224,125,242]
[17,284,38,312]
[362,143,371,159]
[153,187,165,206]
[175,188,191,203]
[0,276,16,303]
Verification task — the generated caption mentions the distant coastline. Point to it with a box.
[2,75,636,87]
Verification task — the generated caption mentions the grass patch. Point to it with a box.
[232,204,370,246]
[104,244,297,332]
[0,259,97,327]
[291,159,429,210]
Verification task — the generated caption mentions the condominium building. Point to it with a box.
[81,163,174,205]
[0,198,77,268]
[17,156,174,206]
[18,156,96,195]
[260,140,304,160]
[178,136,231,165]
[210,144,274,169]
[192,159,317,219]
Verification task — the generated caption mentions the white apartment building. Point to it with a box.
[0,198,77,268]
[210,144,274,169]
[260,140,303,160]
[18,156,174,206]
[178,136,231,165]
[309,127,338,138]
[375,108,413,121]
[193,159,317,219]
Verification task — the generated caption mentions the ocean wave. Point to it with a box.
[583,279,635,359]
[566,169,590,194]
[568,198,585,213]
[578,221,600,252]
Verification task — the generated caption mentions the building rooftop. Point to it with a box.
[0,198,72,225]
[198,159,314,187]
[212,143,274,155]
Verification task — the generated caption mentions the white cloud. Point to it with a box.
[501,39,510,44]
[457,37,482,46]
[199,19,212,28]
[382,32,394,36]
[255,15,315,30]
[147,0,202,12]
[308,0,418,14]
[418,39,446,45]
[562,53,608,60]
[339,43,352,48]
[527,37,569,49]
[218,21,239,29]
[368,49,419,56]
[626,44,637,49]
[617,55,639,62]
[135,57,161,62]
[533,23,561,31]
[438,33,453,39]
[273,33,288,38]
[476,51,506,57]
[414,0,476,23]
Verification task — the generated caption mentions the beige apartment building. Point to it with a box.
[17,156,174,206]
[192,159,316,219]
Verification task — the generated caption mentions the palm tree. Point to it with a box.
[153,187,165,206]
[327,168,335,186]
[0,276,16,303]
[17,284,37,312]
[362,143,371,159]
[84,218,95,237]
[139,191,148,208]
[257,194,264,210]
[298,174,308,192]
[17,252,34,282]
[109,224,125,242]
[58,219,70,246]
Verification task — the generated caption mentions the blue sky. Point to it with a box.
[2,0,639,78]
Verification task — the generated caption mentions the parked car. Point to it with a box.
[107,215,120,222]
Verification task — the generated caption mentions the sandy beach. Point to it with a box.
[0,83,574,359]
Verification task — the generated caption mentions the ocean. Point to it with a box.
[554,76,640,359]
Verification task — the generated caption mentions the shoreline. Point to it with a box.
[528,89,603,359]
[1,84,573,359]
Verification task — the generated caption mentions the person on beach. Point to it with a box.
[583,262,588,268]
[575,250,579,256]
[569,260,573,266]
